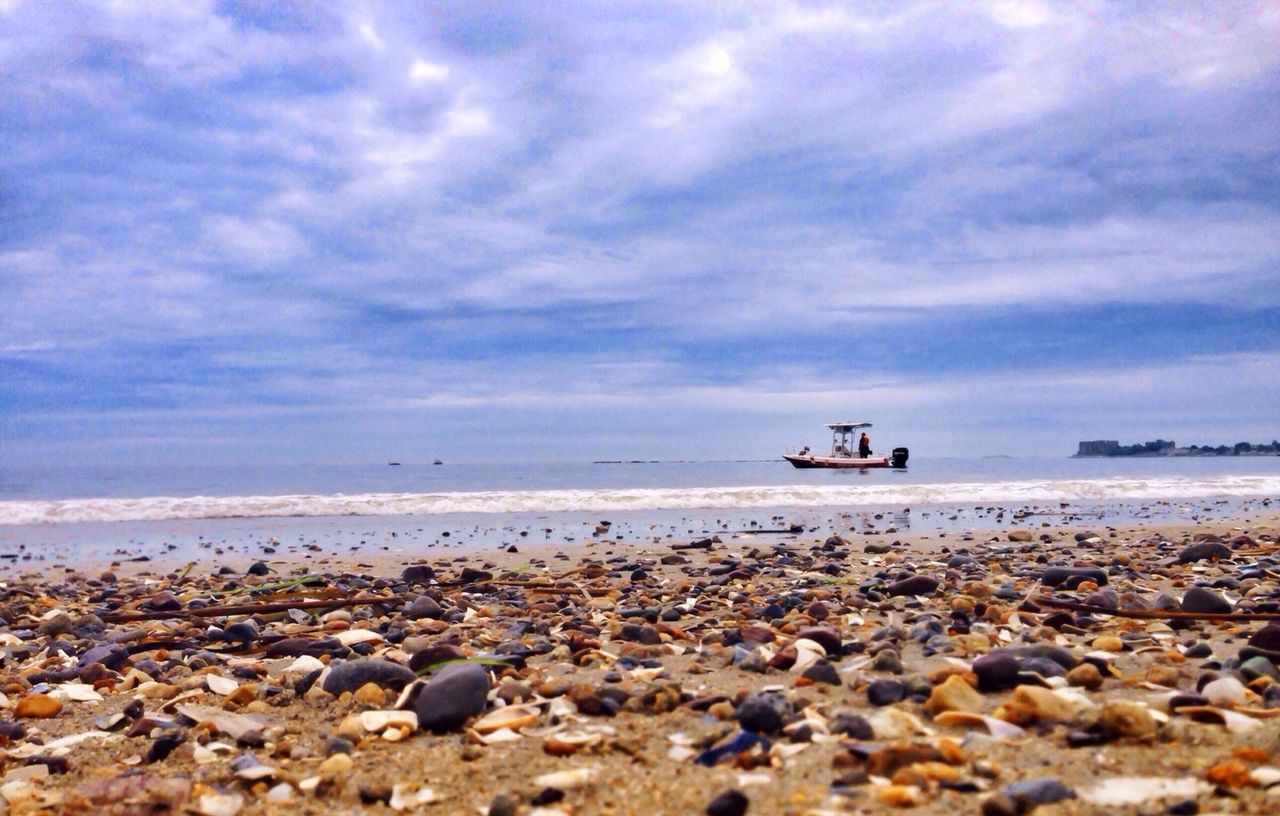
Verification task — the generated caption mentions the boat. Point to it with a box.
[783,421,908,469]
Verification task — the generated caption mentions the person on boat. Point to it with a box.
[858,432,871,458]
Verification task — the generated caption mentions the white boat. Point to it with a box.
[783,421,908,469]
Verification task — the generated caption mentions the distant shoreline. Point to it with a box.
[1072,450,1279,458]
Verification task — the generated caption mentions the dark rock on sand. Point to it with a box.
[1181,587,1232,614]
[1248,624,1280,652]
[405,595,444,620]
[322,659,417,696]
[973,652,1020,692]
[402,565,435,584]
[415,661,491,732]
[735,692,791,735]
[867,679,906,706]
[78,644,128,672]
[408,644,467,673]
[1177,542,1232,563]
[887,575,939,597]
[1040,566,1107,588]
[705,788,749,816]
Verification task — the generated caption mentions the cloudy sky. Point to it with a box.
[2,0,1278,465]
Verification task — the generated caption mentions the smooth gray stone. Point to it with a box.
[415,662,491,732]
[322,659,417,696]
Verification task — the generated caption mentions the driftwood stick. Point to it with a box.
[1035,596,1280,622]
[100,595,392,623]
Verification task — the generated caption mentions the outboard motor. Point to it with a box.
[891,447,909,468]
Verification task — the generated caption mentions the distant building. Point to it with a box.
[1077,440,1119,456]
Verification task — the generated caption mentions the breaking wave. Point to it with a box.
[1,476,1276,526]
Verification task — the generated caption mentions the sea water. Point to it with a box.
[0,457,1277,566]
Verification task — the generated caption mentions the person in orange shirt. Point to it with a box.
[858,432,871,458]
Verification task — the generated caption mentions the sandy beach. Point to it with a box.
[0,506,1274,815]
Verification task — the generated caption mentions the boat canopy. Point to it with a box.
[825,422,872,432]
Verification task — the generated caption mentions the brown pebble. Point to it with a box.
[1066,663,1104,690]
[14,693,62,719]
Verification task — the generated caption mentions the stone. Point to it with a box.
[736,693,790,735]
[1177,542,1232,563]
[1001,778,1075,810]
[1066,664,1104,690]
[973,652,1020,692]
[1007,530,1034,542]
[1240,655,1280,683]
[1092,635,1124,652]
[1098,700,1157,740]
[887,575,939,597]
[78,644,129,672]
[867,679,906,707]
[871,649,904,674]
[415,662,491,733]
[796,626,842,654]
[322,659,417,696]
[405,595,443,620]
[1201,676,1247,708]
[1041,566,1107,588]
[705,789,749,816]
[402,565,435,583]
[924,674,983,715]
[14,693,62,719]
[1248,624,1280,652]
[1181,587,1232,614]
[800,660,842,686]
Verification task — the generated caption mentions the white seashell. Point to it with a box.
[197,792,245,816]
[667,745,697,762]
[283,655,325,676]
[393,680,425,711]
[933,712,1027,742]
[1078,777,1209,806]
[628,666,667,682]
[51,683,103,703]
[381,724,413,743]
[736,773,773,787]
[869,708,933,739]
[1177,705,1264,733]
[264,783,294,804]
[1202,676,1248,708]
[206,675,238,696]
[6,730,119,759]
[298,776,322,793]
[472,704,540,734]
[389,784,439,811]
[332,629,384,646]
[472,726,523,744]
[360,710,418,733]
[533,767,598,789]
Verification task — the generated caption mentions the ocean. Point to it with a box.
[1,456,1277,567]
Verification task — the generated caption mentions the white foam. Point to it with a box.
[0,476,1276,526]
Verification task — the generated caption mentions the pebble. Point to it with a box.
[1066,663,1104,690]
[322,659,417,696]
[414,661,491,732]
[923,674,983,715]
[705,788,749,816]
[1180,587,1232,614]
[973,652,1021,692]
[867,679,906,707]
[14,694,63,719]
[887,575,940,597]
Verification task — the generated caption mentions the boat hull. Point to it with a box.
[783,454,892,469]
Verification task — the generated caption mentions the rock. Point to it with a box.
[78,644,129,672]
[405,595,443,620]
[1180,587,1232,614]
[1092,635,1124,652]
[38,612,73,636]
[829,711,874,739]
[247,561,270,576]
[322,659,417,696]
[1065,664,1104,690]
[1040,566,1107,588]
[795,626,842,654]
[1001,778,1075,810]
[867,679,906,706]
[1007,530,1034,542]
[887,575,939,597]
[1177,542,1232,563]
[14,693,62,719]
[1098,700,1157,740]
[924,674,983,715]
[1240,655,1280,683]
[735,692,791,735]
[1248,624,1280,652]
[800,660,842,686]
[401,565,435,584]
[973,652,1020,692]
[407,644,467,673]
[415,662,491,733]
[864,542,892,554]
[705,789,749,816]
[871,649,904,674]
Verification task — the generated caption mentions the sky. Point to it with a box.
[2,0,1279,466]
